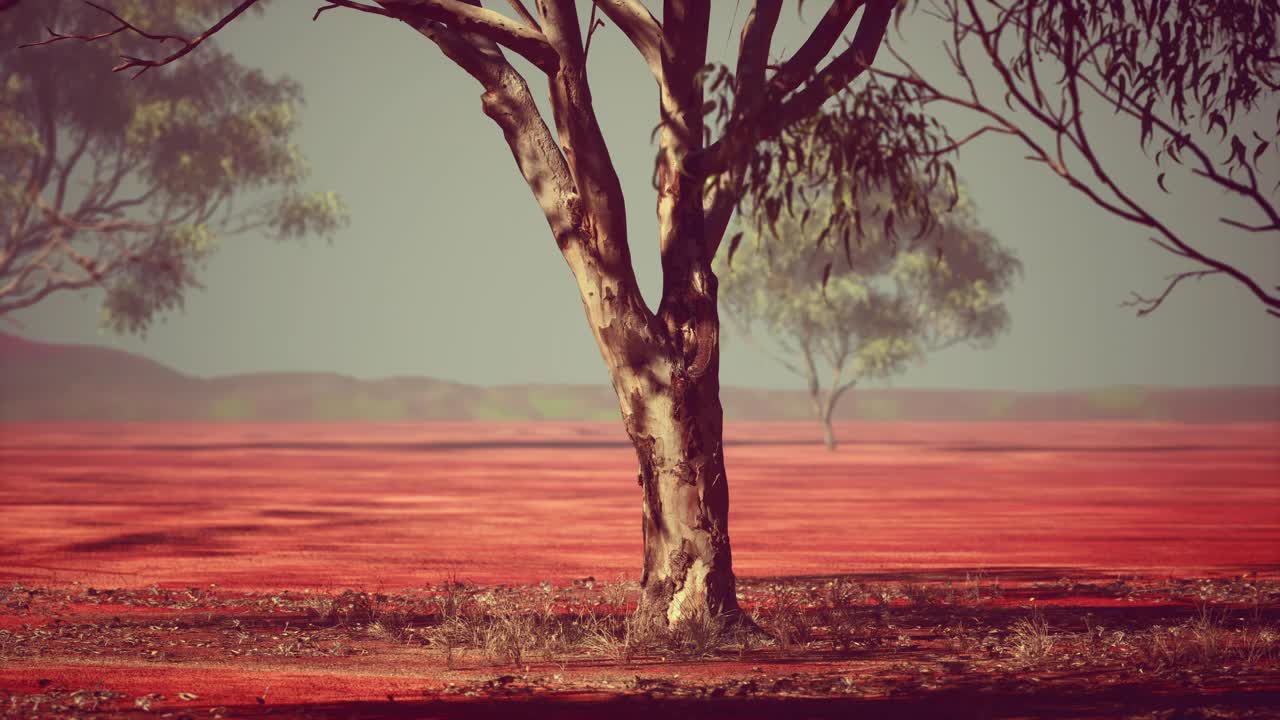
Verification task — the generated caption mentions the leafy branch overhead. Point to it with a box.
[1,0,347,333]
[868,0,1279,317]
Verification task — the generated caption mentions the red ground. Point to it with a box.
[3,421,1279,718]
[1,421,1278,590]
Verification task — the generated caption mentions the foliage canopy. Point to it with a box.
[1,0,346,333]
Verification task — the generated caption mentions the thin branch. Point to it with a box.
[590,0,662,83]
[18,0,189,51]
[1220,217,1280,233]
[582,2,606,60]
[313,1,395,22]
[935,0,1280,316]
[1120,270,1223,317]
[505,0,541,32]
[922,125,1016,156]
[828,376,858,414]
[22,0,265,77]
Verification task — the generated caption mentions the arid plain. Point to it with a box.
[2,421,1278,718]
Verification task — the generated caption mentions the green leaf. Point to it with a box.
[726,231,744,268]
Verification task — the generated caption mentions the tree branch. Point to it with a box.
[22,0,264,77]
[405,4,648,327]
[1219,218,1280,233]
[313,1,396,22]
[19,0,190,51]
[770,0,865,98]
[582,3,606,60]
[540,0,634,276]
[378,0,559,74]
[696,0,895,177]
[655,0,713,334]
[505,0,541,32]
[1121,270,1224,317]
[769,0,895,141]
[732,1,783,116]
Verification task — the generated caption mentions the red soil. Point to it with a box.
[3,421,1280,718]
[1,421,1277,590]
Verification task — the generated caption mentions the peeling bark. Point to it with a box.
[619,347,742,627]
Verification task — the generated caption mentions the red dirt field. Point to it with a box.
[1,421,1278,589]
[2,421,1279,719]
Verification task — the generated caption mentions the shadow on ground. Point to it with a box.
[194,683,1280,720]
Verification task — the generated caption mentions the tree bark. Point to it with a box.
[556,220,741,629]
[616,349,742,627]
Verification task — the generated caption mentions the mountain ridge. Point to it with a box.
[2,332,1276,422]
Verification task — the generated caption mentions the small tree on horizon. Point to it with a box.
[716,183,1019,450]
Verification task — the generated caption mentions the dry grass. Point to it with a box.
[669,602,730,658]
[819,579,862,652]
[580,605,662,663]
[1135,605,1280,670]
[1005,606,1054,666]
[757,586,811,649]
[4,576,1277,678]
[963,571,1002,602]
[421,578,483,669]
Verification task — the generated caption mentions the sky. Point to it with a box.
[8,2,1279,391]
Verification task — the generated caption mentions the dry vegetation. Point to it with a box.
[3,575,1279,668]
[3,574,1279,718]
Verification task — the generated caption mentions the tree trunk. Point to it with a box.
[560,248,740,629]
[821,414,837,451]
[619,355,742,627]
[806,380,838,452]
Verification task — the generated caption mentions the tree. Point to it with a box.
[30,0,1268,626]
[868,0,1279,317]
[1,0,346,333]
[716,182,1018,450]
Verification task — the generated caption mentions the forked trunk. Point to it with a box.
[564,251,741,628]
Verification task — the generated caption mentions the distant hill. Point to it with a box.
[1,332,1277,422]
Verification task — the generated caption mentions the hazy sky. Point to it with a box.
[9,2,1279,391]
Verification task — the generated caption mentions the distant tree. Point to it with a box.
[869,0,1279,317]
[717,182,1018,450]
[1,0,345,332]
